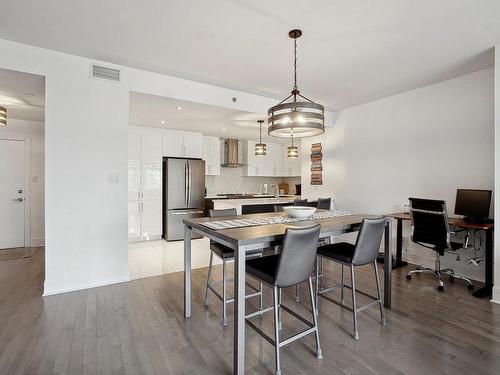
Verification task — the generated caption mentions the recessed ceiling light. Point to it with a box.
[161,120,165,124]
[177,106,182,110]
[222,128,226,132]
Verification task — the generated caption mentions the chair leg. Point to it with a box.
[373,261,386,325]
[350,265,359,340]
[315,256,320,316]
[340,264,345,305]
[319,257,324,290]
[278,287,282,330]
[295,284,300,303]
[258,254,263,310]
[222,259,228,327]
[273,286,281,375]
[204,251,213,307]
[308,277,323,359]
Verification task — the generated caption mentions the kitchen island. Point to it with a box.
[213,196,299,215]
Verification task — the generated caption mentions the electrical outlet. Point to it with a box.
[108,172,120,184]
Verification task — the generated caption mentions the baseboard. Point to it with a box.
[491,285,500,304]
[43,275,130,296]
[30,237,45,247]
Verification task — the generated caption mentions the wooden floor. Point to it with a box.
[1,248,500,374]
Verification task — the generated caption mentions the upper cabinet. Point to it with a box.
[242,140,300,177]
[202,136,221,175]
[163,129,202,159]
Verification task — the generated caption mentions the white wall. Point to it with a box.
[0,119,44,246]
[494,46,500,303]
[0,38,287,295]
[302,68,494,280]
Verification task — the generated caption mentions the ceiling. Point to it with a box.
[0,68,45,122]
[129,92,292,143]
[1,1,499,109]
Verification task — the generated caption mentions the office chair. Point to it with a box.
[245,225,322,375]
[204,209,263,326]
[406,198,473,291]
[315,217,387,340]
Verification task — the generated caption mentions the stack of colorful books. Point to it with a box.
[310,143,323,185]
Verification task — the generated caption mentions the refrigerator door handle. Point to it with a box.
[187,161,192,207]
[184,161,188,206]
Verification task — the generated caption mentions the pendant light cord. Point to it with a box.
[293,38,298,91]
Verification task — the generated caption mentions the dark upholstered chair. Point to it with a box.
[245,225,322,375]
[317,197,331,210]
[204,209,263,326]
[406,198,471,291]
[316,217,387,340]
[273,205,285,212]
[293,198,307,206]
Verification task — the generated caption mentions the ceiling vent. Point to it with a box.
[90,64,121,82]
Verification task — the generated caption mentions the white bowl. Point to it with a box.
[283,206,317,219]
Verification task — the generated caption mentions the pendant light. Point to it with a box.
[268,29,324,138]
[287,136,298,158]
[0,106,6,127]
[255,120,267,155]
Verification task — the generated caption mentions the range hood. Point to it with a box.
[221,139,244,168]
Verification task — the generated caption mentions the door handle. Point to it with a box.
[187,162,192,207]
[12,198,23,202]
[185,161,188,206]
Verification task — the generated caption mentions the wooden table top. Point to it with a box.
[184,212,382,247]
[386,212,494,230]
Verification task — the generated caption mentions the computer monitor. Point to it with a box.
[454,189,492,222]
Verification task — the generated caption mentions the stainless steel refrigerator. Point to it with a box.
[163,158,205,241]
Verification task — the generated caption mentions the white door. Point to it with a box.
[0,139,25,249]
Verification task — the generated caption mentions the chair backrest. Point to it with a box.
[209,208,237,218]
[317,197,331,210]
[273,205,285,212]
[274,225,321,287]
[408,197,451,250]
[351,217,386,266]
[293,198,307,206]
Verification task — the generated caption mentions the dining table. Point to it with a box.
[183,211,393,374]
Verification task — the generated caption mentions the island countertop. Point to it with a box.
[213,197,298,215]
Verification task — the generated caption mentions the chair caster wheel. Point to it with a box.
[437,285,444,292]
[406,274,411,280]
[467,284,474,291]
[449,275,455,282]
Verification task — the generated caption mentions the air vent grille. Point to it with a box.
[91,64,121,82]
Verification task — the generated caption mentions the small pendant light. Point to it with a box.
[255,120,267,156]
[0,107,6,126]
[287,136,298,158]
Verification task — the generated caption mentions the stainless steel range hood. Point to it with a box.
[221,139,244,168]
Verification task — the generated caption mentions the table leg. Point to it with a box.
[234,244,246,374]
[184,225,192,319]
[394,218,408,268]
[472,228,494,298]
[384,219,393,308]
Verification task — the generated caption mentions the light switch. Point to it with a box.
[108,172,120,183]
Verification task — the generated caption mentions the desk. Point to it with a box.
[387,212,494,299]
[183,212,393,375]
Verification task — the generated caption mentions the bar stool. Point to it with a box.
[245,225,322,375]
[315,217,387,340]
[203,208,263,326]
[293,198,307,206]
[317,197,331,210]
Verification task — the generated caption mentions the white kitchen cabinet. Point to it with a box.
[140,127,163,200]
[270,143,284,176]
[128,127,141,201]
[140,200,162,240]
[163,129,202,158]
[284,148,301,176]
[243,140,272,176]
[128,201,141,242]
[128,126,163,242]
[202,136,221,175]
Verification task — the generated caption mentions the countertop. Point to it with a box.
[213,196,298,215]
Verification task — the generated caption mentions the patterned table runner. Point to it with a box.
[199,210,354,230]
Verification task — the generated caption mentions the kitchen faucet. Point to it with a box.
[270,184,279,198]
